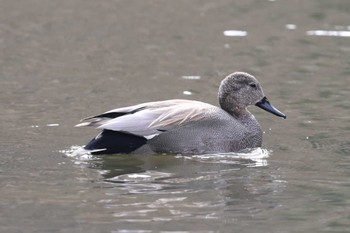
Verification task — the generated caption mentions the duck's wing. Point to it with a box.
[75,103,147,128]
[76,99,212,138]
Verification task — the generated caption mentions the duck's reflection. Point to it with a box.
[68,147,287,224]
[88,148,269,181]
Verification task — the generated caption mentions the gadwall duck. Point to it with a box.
[76,72,286,155]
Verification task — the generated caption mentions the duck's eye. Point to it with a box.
[249,83,257,88]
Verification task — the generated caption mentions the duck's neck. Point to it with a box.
[230,107,251,119]
[225,106,262,131]
[221,104,250,120]
[220,99,259,127]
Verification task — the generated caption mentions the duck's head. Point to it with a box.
[218,72,286,119]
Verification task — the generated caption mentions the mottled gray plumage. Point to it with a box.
[77,72,286,154]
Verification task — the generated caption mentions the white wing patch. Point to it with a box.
[98,108,163,136]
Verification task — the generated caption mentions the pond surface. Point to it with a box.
[1,0,350,232]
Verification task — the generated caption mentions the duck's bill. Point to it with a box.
[256,97,286,119]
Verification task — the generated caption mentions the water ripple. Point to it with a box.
[305,135,350,155]
[182,148,270,167]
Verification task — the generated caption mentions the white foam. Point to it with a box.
[183,148,270,167]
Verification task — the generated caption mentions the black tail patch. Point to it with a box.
[84,130,147,155]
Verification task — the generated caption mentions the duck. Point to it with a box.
[76,72,286,155]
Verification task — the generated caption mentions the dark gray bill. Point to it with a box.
[256,97,286,119]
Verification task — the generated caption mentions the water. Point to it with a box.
[1,0,350,232]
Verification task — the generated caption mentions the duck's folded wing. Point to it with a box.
[77,100,211,138]
[75,103,147,127]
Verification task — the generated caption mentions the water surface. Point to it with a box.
[1,0,350,232]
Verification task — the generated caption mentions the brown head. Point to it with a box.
[218,72,286,118]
